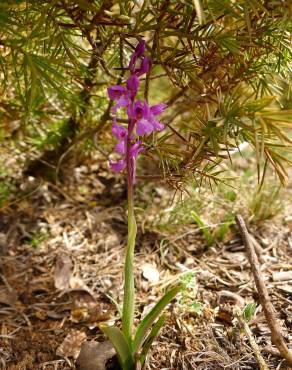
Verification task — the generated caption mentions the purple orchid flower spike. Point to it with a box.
[104,41,181,369]
[108,40,167,182]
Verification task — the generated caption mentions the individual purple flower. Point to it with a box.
[112,123,127,155]
[135,40,146,57]
[129,40,150,77]
[112,122,127,139]
[108,76,140,115]
[129,40,145,72]
[110,140,143,179]
[108,85,130,115]
[128,100,167,136]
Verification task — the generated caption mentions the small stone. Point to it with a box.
[76,341,115,370]
[54,253,72,291]
[141,264,160,284]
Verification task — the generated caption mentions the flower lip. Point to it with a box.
[112,123,128,139]
[110,159,126,172]
[136,101,145,116]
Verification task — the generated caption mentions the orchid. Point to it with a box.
[100,41,182,370]
[108,41,166,180]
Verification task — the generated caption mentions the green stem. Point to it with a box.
[122,119,137,345]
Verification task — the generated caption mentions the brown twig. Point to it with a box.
[235,215,292,367]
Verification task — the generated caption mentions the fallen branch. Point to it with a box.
[235,215,292,367]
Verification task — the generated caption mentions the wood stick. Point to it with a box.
[235,215,292,367]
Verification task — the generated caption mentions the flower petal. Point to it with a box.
[108,85,126,100]
[109,159,126,172]
[135,56,150,76]
[136,118,154,136]
[129,40,146,72]
[152,119,165,131]
[111,94,130,114]
[150,103,167,116]
[115,139,126,155]
[112,123,127,139]
[135,40,146,57]
[130,141,143,158]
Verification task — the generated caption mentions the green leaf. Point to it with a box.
[243,303,257,322]
[99,325,135,370]
[190,210,214,246]
[133,285,181,353]
[139,315,166,366]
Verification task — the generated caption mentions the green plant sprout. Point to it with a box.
[191,210,234,246]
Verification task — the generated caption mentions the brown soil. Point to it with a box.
[0,166,291,370]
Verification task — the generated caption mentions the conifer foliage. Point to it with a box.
[0,1,291,184]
